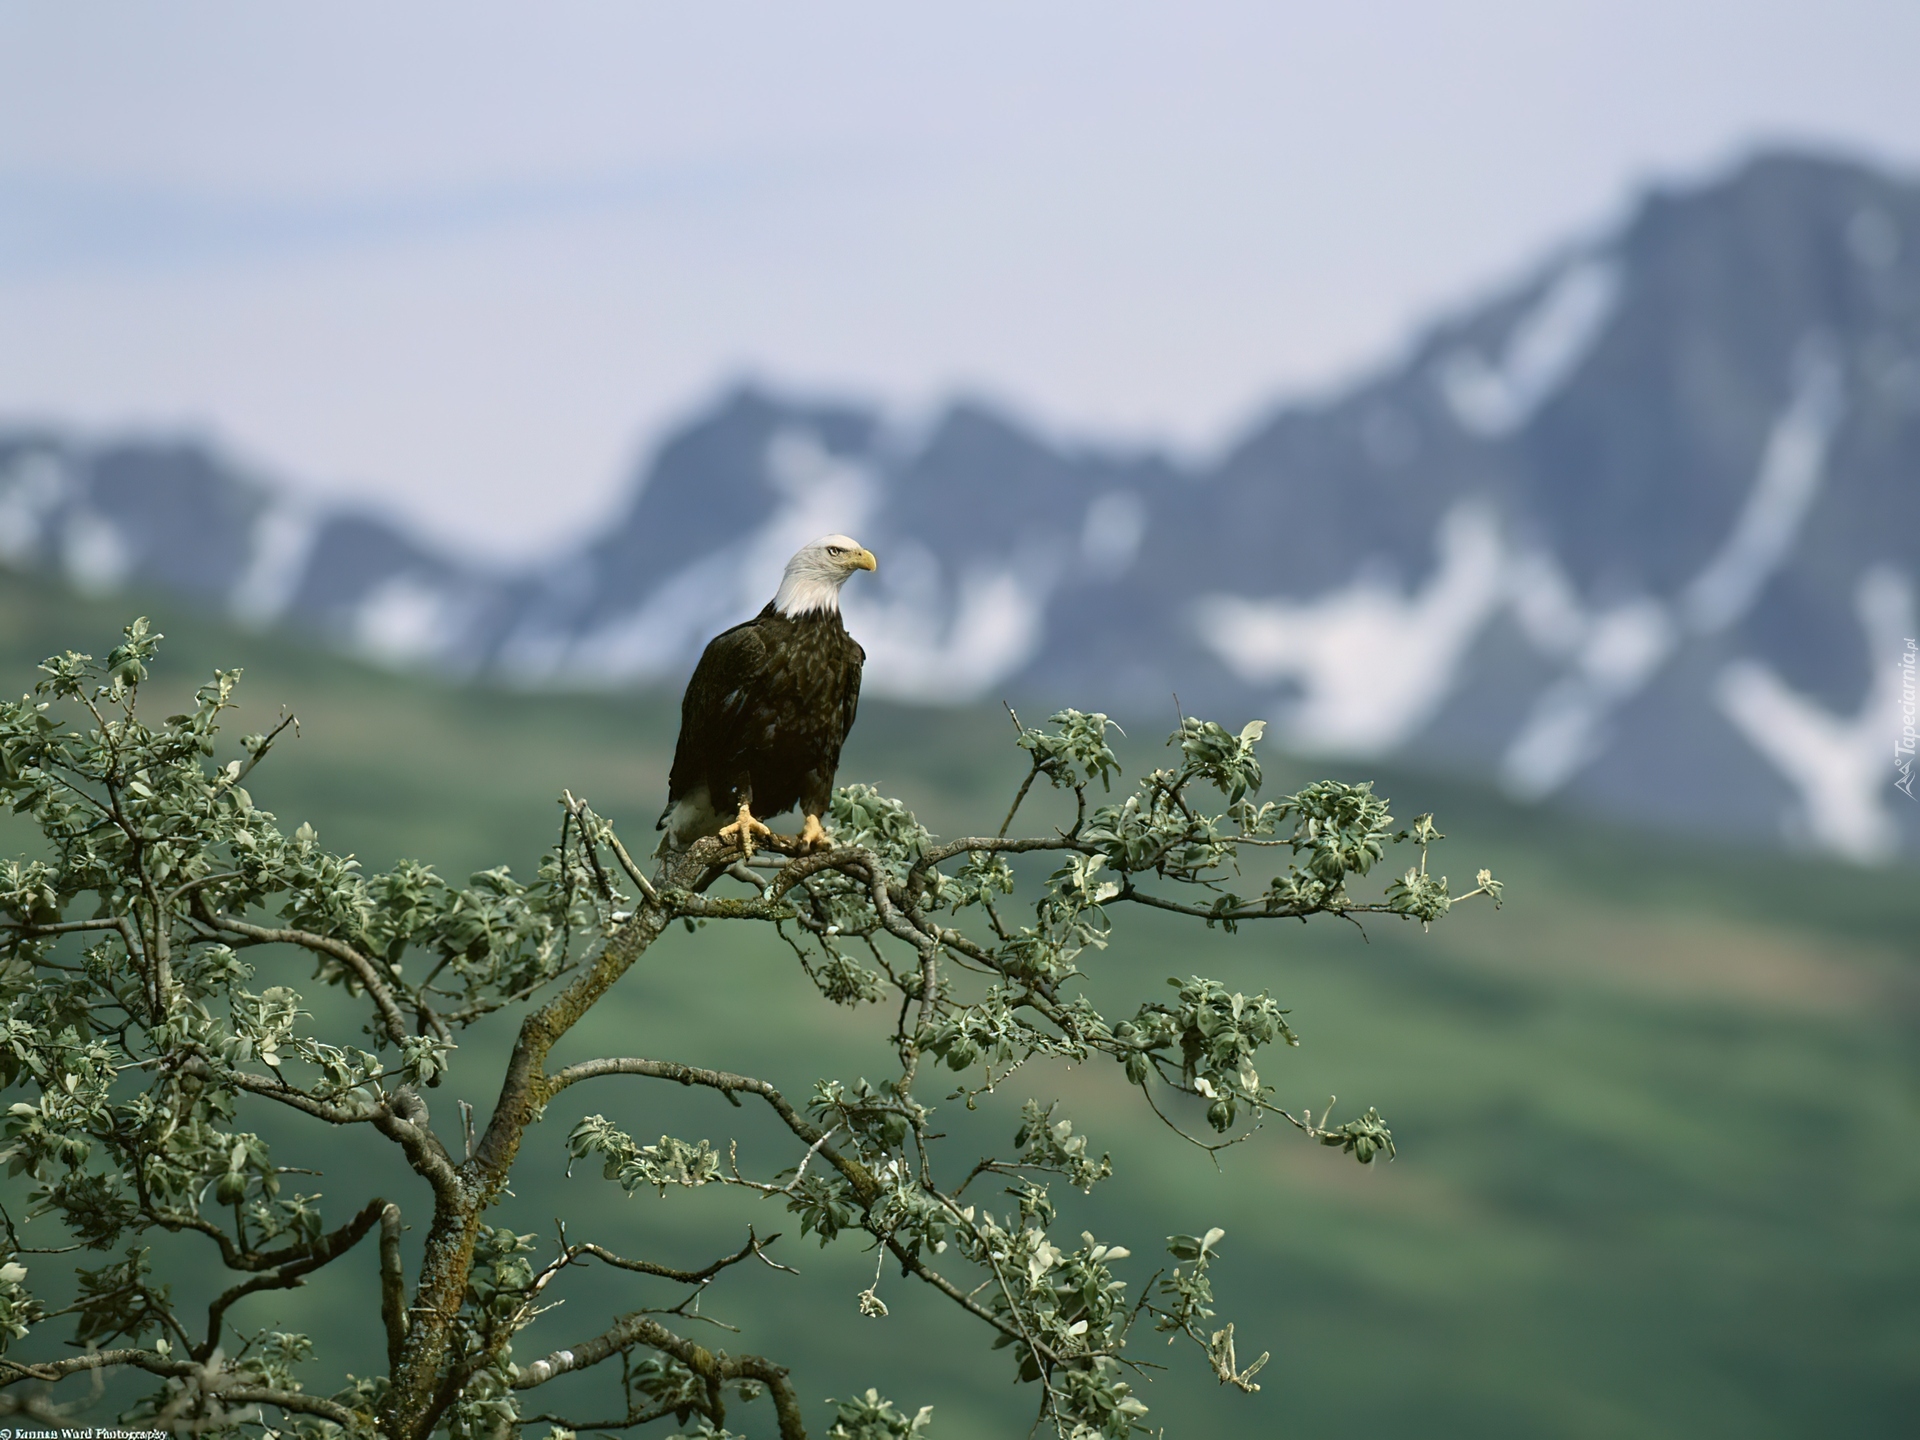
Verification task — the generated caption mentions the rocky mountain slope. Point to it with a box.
[1,150,1915,860]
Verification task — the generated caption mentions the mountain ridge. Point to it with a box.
[1,148,1915,860]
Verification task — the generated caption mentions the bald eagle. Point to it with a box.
[657,534,877,855]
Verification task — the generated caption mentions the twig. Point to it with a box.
[213,711,299,795]
[571,1228,794,1284]
[565,790,661,904]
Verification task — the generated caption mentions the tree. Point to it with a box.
[0,620,1500,1438]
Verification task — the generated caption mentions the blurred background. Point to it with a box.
[1,4,1916,1436]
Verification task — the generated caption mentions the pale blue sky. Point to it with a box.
[1,2,1915,557]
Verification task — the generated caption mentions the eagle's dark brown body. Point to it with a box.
[658,602,865,847]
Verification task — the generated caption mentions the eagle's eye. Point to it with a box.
[826,545,844,556]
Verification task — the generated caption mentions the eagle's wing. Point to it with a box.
[664,615,770,815]
[794,636,865,825]
[841,638,865,742]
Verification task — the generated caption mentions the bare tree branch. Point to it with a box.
[572,1229,784,1286]
[0,1349,359,1425]
[199,1197,388,1360]
[380,1202,409,1376]
[512,1312,807,1440]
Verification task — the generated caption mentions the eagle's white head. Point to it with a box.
[773,534,878,617]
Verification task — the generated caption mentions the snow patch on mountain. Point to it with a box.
[0,450,71,564]
[1681,344,1845,635]
[852,562,1050,704]
[1500,598,1677,800]
[1193,505,1507,755]
[1506,548,1590,658]
[1435,255,1621,437]
[62,510,131,596]
[570,546,755,681]
[354,575,461,666]
[231,501,323,626]
[1715,566,1914,862]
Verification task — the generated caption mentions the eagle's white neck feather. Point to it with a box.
[773,571,843,617]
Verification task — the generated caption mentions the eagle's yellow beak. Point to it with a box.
[852,548,878,572]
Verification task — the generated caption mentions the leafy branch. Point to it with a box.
[0,625,1500,1440]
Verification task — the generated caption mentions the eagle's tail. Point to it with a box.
[655,785,723,854]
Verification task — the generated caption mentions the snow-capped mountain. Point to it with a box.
[1,150,1916,860]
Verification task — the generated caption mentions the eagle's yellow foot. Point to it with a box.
[718,803,773,858]
[798,813,830,852]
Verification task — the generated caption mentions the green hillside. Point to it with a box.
[0,573,1914,1438]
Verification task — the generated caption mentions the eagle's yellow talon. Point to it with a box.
[718,804,773,858]
[799,814,829,852]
